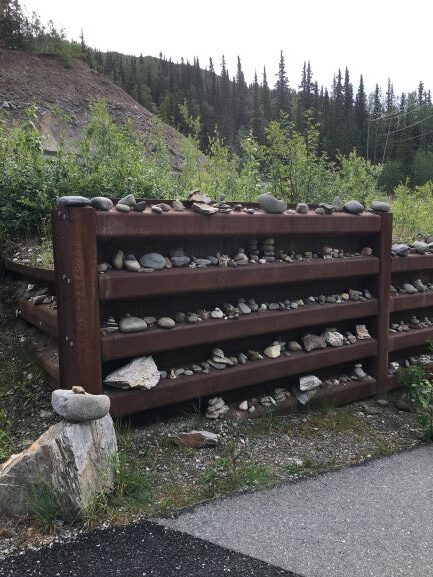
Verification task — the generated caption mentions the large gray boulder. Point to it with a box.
[0,415,117,520]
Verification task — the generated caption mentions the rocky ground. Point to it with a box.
[0,278,426,556]
[0,237,430,558]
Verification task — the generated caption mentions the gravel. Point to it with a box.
[0,521,300,577]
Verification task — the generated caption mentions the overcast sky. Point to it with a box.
[23,0,431,95]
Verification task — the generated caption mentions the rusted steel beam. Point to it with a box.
[389,327,433,352]
[18,299,58,339]
[96,210,381,239]
[391,253,433,272]
[107,339,377,416]
[3,259,55,285]
[100,257,379,301]
[390,292,433,312]
[376,212,392,397]
[52,207,102,393]
[36,349,59,387]
[101,300,378,361]
[312,377,376,407]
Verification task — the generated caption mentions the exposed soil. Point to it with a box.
[0,49,184,166]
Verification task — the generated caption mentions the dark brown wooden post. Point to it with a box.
[52,206,102,394]
[376,211,393,397]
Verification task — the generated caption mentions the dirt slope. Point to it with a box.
[0,49,184,165]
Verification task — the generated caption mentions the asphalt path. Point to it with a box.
[2,446,432,577]
[0,520,301,577]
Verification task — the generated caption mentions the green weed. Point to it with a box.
[410,379,433,440]
[298,408,364,436]
[25,483,61,530]
[202,443,276,497]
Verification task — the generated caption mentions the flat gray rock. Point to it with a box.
[119,316,148,332]
[90,196,113,211]
[171,430,219,448]
[116,203,130,212]
[343,200,364,214]
[412,240,429,254]
[51,389,110,422]
[57,196,90,207]
[332,196,345,211]
[140,252,166,270]
[104,356,160,389]
[295,203,309,214]
[392,243,409,257]
[117,194,136,207]
[171,255,191,267]
[192,202,219,215]
[302,333,327,352]
[133,200,147,212]
[157,317,176,329]
[257,193,287,214]
[370,200,391,212]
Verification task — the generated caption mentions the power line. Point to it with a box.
[376,111,433,139]
[385,127,433,145]
[370,100,423,122]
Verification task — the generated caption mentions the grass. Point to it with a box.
[371,440,398,456]
[24,483,62,530]
[0,409,12,461]
[297,407,366,436]
[241,405,289,436]
[0,325,52,462]
[183,401,206,432]
[199,443,276,498]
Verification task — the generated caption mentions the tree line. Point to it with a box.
[83,48,433,190]
[2,0,433,190]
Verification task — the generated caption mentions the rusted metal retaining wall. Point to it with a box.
[4,202,433,416]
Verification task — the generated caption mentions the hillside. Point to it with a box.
[0,49,184,165]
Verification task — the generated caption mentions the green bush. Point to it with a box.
[390,181,433,240]
[379,160,406,192]
[2,99,429,245]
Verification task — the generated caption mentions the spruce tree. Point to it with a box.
[262,66,271,123]
[355,75,368,155]
[251,71,263,140]
[0,0,24,48]
[274,50,290,116]
[234,55,248,134]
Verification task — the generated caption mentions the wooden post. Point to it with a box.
[376,211,393,397]
[52,206,102,394]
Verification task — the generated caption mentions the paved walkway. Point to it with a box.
[162,445,433,577]
[0,520,299,577]
[1,446,432,576]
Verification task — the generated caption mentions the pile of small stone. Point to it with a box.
[392,240,433,257]
[56,195,389,220]
[260,238,276,263]
[389,315,433,333]
[23,285,57,309]
[390,279,433,294]
[100,242,374,274]
[206,397,230,419]
[236,363,372,410]
[100,288,374,334]
[248,239,260,261]
[388,353,433,374]
[160,326,372,382]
